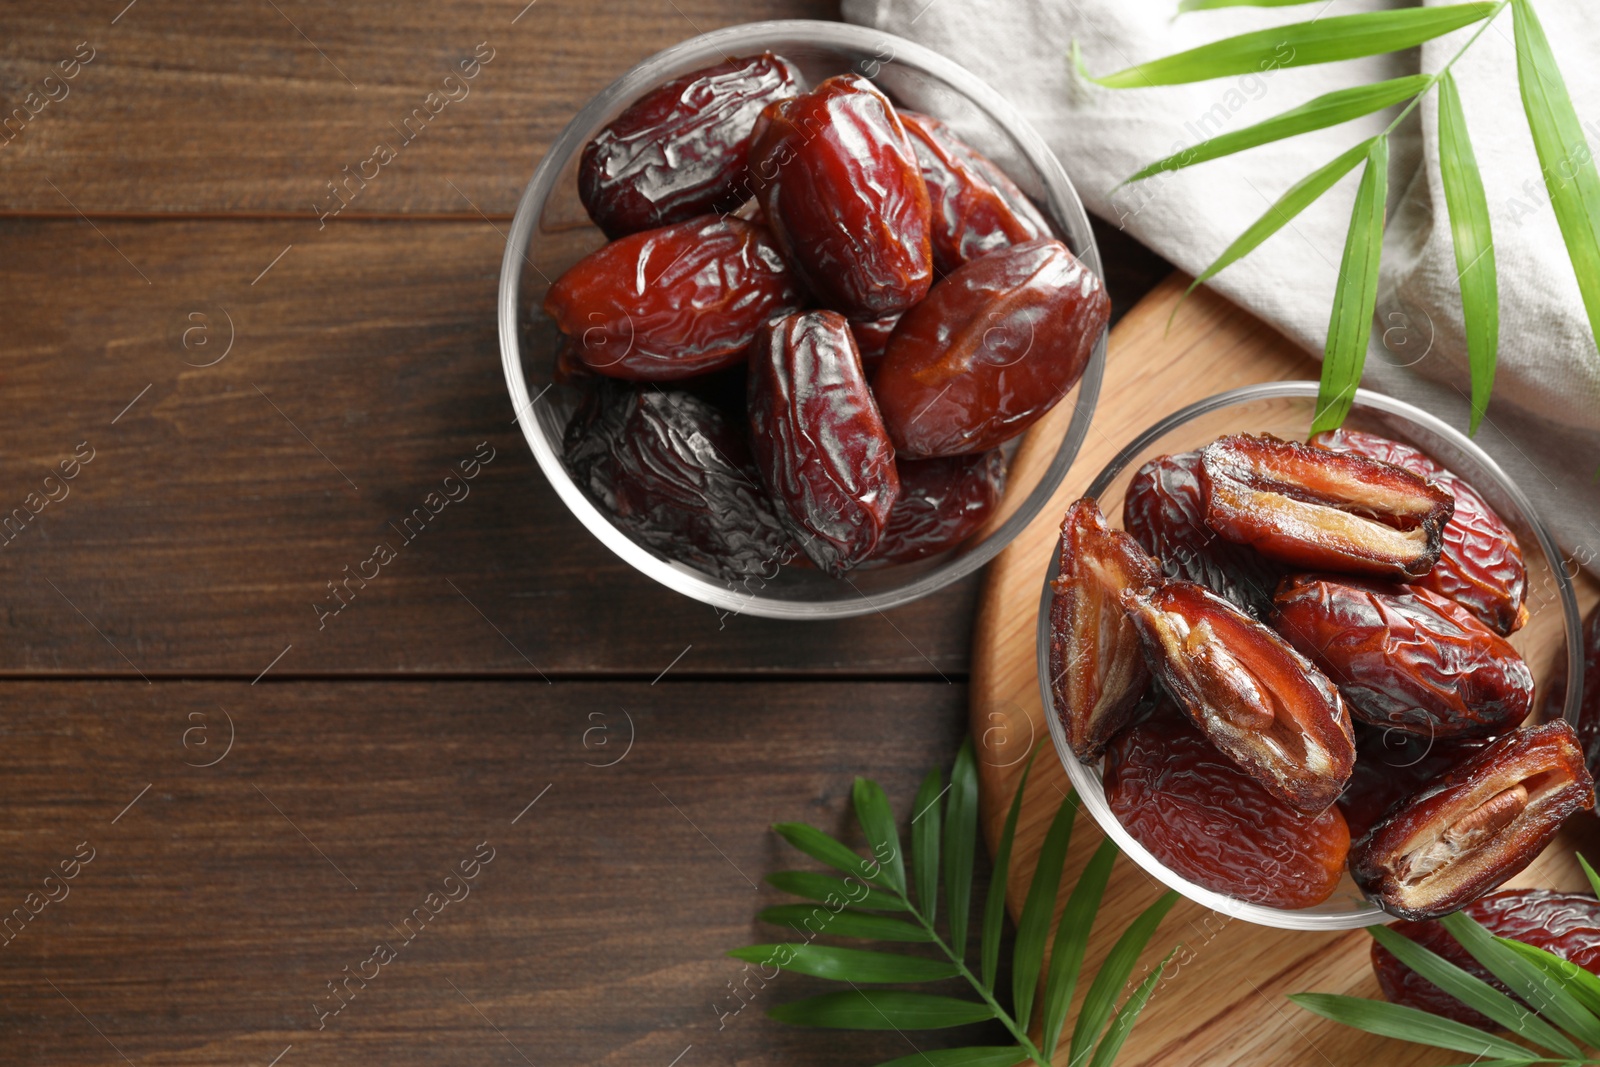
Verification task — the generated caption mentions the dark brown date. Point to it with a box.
[1339,727,1491,840]
[1544,602,1600,782]
[1199,433,1454,580]
[873,238,1109,458]
[899,110,1048,274]
[563,383,792,581]
[747,74,932,319]
[1373,889,1600,1028]
[1125,579,1354,812]
[1312,428,1528,635]
[747,310,899,574]
[1273,574,1533,740]
[1048,498,1159,760]
[850,312,901,380]
[1104,706,1351,909]
[544,216,803,380]
[578,54,801,238]
[871,450,1005,564]
[1350,720,1595,920]
[1123,451,1285,619]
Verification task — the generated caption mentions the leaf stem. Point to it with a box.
[1380,0,1510,138]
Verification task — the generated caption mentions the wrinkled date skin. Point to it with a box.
[748,74,932,320]
[1340,727,1491,840]
[1313,428,1528,635]
[563,383,793,581]
[1350,720,1595,921]
[1199,434,1454,580]
[747,310,899,574]
[1048,498,1160,760]
[1123,451,1286,619]
[544,216,803,380]
[874,238,1109,458]
[1104,706,1351,909]
[898,110,1049,274]
[1373,889,1600,1028]
[870,450,1005,564]
[1125,579,1354,812]
[1273,574,1534,740]
[578,54,802,238]
[1544,602,1600,783]
[850,312,901,380]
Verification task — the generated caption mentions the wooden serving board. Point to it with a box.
[970,274,1600,1066]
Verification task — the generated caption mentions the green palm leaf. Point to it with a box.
[758,905,933,944]
[773,822,893,889]
[1441,911,1600,1048]
[871,1048,1026,1067]
[1580,852,1600,899]
[1088,949,1180,1067]
[982,745,1042,990]
[1288,993,1535,1059]
[1497,938,1600,1019]
[1311,135,1389,434]
[1041,837,1119,1059]
[729,943,959,984]
[1068,891,1179,1063]
[853,778,906,894]
[765,870,908,912]
[1437,70,1499,435]
[768,989,996,1030]
[943,740,979,955]
[912,766,943,923]
[1011,789,1078,1032]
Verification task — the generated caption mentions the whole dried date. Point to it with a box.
[747,74,932,319]
[1123,451,1285,619]
[544,216,802,380]
[873,238,1109,458]
[1543,602,1600,781]
[1199,434,1454,579]
[1373,889,1600,1028]
[747,310,899,574]
[1048,498,1160,759]
[850,312,901,379]
[871,450,1006,564]
[563,383,792,581]
[1104,706,1350,909]
[1313,428,1528,634]
[899,110,1048,274]
[1350,720,1595,920]
[1339,727,1491,840]
[578,54,801,238]
[1273,574,1533,740]
[1125,578,1354,812]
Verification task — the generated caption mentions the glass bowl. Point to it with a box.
[1036,382,1586,930]
[499,20,1106,619]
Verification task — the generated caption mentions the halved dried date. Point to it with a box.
[747,310,899,574]
[1339,727,1491,840]
[563,383,792,581]
[1048,498,1160,760]
[747,74,932,319]
[1123,451,1285,619]
[871,450,1005,564]
[1124,579,1354,813]
[1350,720,1595,920]
[1273,574,1533,740]
[1104,705,1350,909]
[899,110,1048,274]
[850,312,901,380]
[874,238,1109,458]
[1312,428,1528,634]
[1199,434,1454,579]
[578,53,801,238]
[1373,889,1600,1028]
[1543,601,1600,783]
[544,216,803,380]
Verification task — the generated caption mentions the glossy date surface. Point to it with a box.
[873,237,1109,458]
[544,216,802,380]
[871,450,1005,564]
[747,310,899,575]
[1339,728,1490,840]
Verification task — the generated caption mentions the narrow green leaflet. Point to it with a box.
[1078,4,1495,88]
[1441,912,1600,1048]
[911,767,943,923]
[853,778,906,894]
[1497,938,1600,1018]
[1514,0,1600,357]
[1123,75,1430,185]
[1437,70,1499,435]
[1067,891,1179,1064]
[1088,949,1179,1067]
[729,944,958,984]
[871,1047,1027,1067]
[773,822,891,888]
[757,905,932,944]
[982,745,1041,990]
[1368,925,1579,1057]
[768,990,996,1030]
[1287,993,1533,1058]
[1041,837,1119,1058]
[943,740,979,955]
[765,870,908,912]
[1312,135,1389,434]
[1012,789,1078,1031]
[1178,0,1328,11]
[1580,852,1600,899]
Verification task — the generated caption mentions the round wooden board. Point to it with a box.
[969,274,1600,1066]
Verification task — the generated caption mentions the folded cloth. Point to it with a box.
[843,0,1600,576]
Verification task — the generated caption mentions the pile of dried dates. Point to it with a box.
[1048,427,1597,919]
[546,54,1109,582]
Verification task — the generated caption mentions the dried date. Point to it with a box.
[1350,720,1595,920]
[871,450,1006,564]
[1199,434,1454,579]
[874,238,1109,458]
[1273,574,1533,740]
[747,310,899,574]
[1339,727,1491,840]
[1544,602,1600,787]
[850,312,901,380]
